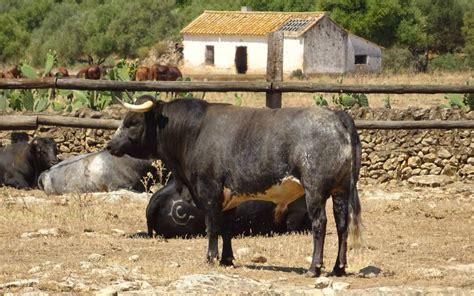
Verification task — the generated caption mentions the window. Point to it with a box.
[205,45,214,65]
[279,19,312,32]
[355,55,368,64]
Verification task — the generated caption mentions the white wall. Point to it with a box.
[283,37,304,72]
[183,34,268,74]
[183,34,305,74]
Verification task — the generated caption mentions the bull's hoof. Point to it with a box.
[329,268,347,277]
[219,257,234,266]
[330,266,346,277]
[305,268,321,278]
[206,256,219,265]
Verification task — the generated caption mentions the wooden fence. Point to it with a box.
[1,77,474,130]
[1,78,474,94]
[1,115,473,131]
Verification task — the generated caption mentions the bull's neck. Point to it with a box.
[157,99,208,178]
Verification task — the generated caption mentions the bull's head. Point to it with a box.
[31,137,59,171]
[107,95,165,159]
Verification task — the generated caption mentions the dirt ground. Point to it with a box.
[0,178,473,295]
[198,71,473,109]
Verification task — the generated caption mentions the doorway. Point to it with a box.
[235,46,248,74]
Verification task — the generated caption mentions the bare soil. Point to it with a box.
[196,71,473,109]
[0,179,473,294]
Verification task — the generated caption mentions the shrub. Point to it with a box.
[382,47,414,74]
[136,46,150,60]
[429,53,468,72]
[290,69,306,80]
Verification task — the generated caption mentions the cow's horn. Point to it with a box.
[123,100,154,112]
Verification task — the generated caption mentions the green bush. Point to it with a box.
[290,69,305,80]
[382,47,414,73]
[429,53,468,72]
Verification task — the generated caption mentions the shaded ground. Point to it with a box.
[0,179,473,295]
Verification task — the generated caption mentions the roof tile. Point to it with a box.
[181,11,325,36]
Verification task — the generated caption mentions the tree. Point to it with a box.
[0,15,30,63]
[318,0,368,38]
[462,1,474,67]
[396,0,465,72]
[241,0,317,11]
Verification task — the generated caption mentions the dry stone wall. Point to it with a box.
[1,106,473,181]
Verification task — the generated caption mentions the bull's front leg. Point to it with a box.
[220,208,236,266]
[205,208,221,263]
[198,182,224,264]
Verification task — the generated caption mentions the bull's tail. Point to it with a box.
[336,111,363,249]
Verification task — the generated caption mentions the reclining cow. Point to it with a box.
[107,96,362,278]
[38,150,158,195]
[0,137,59,189]
[146,179,311,238]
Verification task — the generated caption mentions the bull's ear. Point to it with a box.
[30,138,39,152]
[157,114,168,129]
[154,100,168,129]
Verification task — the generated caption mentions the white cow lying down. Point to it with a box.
[38,150,157,194]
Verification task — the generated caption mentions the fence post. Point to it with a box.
[266,31,284,108]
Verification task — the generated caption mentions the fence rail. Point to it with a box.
[1,78,474,94]
[1,78,473,131]
[1,115,473,131]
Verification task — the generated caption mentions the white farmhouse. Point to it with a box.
[181,9,382,75]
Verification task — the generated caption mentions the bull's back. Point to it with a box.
[196,106,350,178]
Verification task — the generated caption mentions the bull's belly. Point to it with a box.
[222,176,305,211]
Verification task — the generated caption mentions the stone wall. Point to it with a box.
[1,107,473,181]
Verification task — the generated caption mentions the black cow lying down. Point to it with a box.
[38,150,157,194]
[0,137,59,189]
[146,179,310,238]
[107,96,362,278]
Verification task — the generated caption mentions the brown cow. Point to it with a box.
[149,64,183,98]
[150,64,182,81]
[135,66,151,81]
[3,65,22,79]
[76,65,101,80]
[54,67,69,78]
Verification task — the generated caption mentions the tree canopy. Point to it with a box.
[0,0,471,69]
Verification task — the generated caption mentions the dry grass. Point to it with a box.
[1,181,473,293]
[187,71,473,109]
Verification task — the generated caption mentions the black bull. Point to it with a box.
[107,96,362,278]
[146,179,311,238]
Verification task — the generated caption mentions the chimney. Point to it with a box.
[241,6,252,12]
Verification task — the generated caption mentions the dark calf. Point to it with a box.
[0,138,59,189]
[146,179,311,238]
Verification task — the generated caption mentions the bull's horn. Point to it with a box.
[122,100,154,112]
[115,97,154,113]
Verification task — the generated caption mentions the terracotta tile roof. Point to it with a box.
[181,11,325,36]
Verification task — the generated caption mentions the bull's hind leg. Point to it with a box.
[304,188,330,278]
[331,192,350,276]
